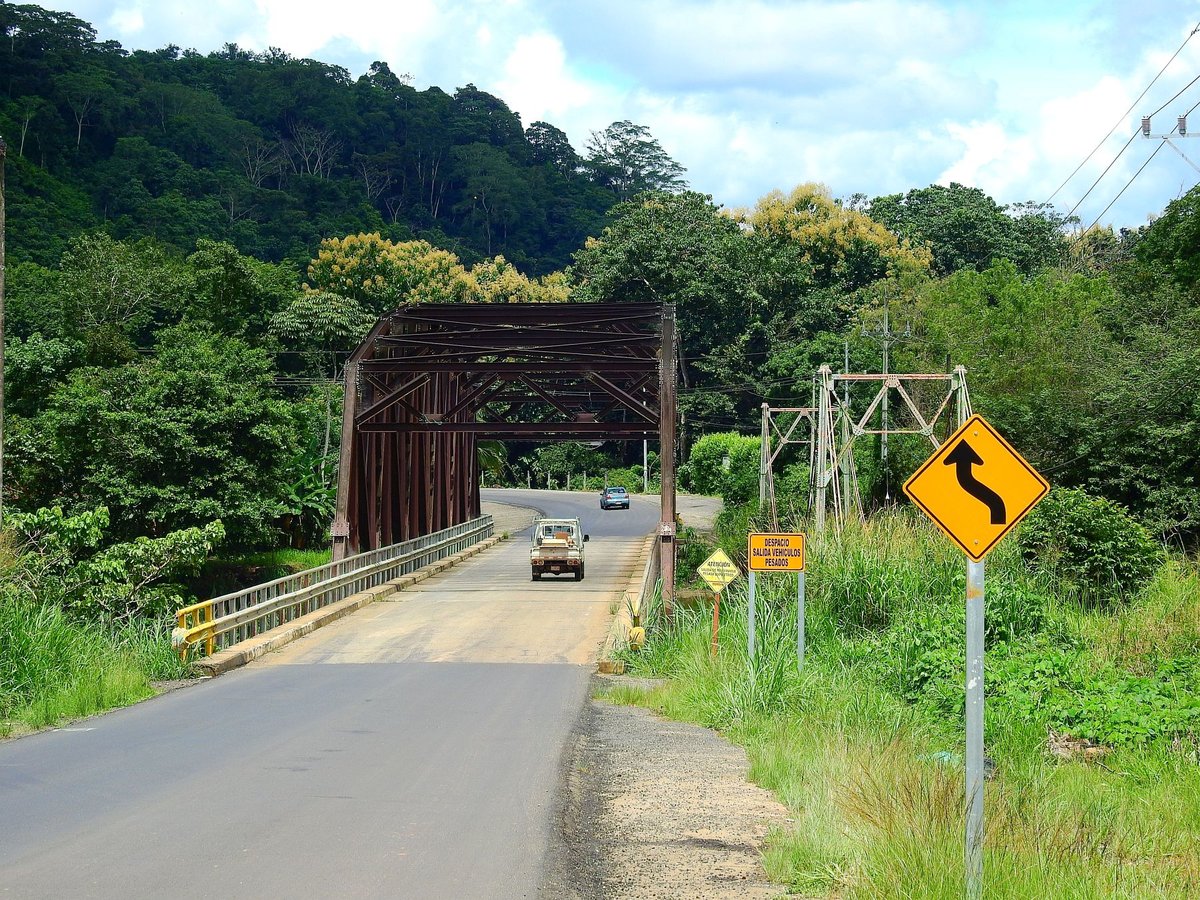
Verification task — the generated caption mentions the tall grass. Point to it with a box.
[613,512,1200,897]
[0,598,187,736]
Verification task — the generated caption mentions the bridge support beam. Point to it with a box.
[332,303,679,564]
[659,304,677,618]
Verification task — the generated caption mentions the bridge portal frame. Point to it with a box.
[332,302,679,614]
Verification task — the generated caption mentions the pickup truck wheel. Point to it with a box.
[575,565,584,581]
[531,570,541,582]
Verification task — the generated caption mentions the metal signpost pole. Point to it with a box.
[747,569,757,663]
[904,412,1047,900]
[965,558,985,899]
[797,571,806,669]
[710,591,721,659]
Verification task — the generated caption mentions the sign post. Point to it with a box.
[903,414,1048,900]
[697,549,740,659]
[748,570,756,662]
[797,568,806,668]
[747,532,807,667]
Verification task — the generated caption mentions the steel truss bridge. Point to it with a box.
[332,302,680,608]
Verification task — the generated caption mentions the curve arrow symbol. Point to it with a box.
[944,439,1007,524]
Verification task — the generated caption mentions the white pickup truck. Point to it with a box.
[530,516,590,581]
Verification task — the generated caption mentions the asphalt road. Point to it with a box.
[0,489,708,899]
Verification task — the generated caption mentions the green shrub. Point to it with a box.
[1018,487,1164,602]
[773,462,810,500]
[601,467,643,491]
[985,578,1065,645]
[676,525,712,577]
[883,604,963,703]
[989,646,1200,749]
[681,432,761,502]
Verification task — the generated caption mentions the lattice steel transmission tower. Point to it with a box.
[810,365,972,532]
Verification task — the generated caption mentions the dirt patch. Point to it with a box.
[150,677,209,696]
[481,499,539,537]
[545,675,790,899]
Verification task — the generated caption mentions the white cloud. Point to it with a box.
[108,6,144,35]
[938,121,1037,197]
[495,32,606,127]
[251,0,442,62]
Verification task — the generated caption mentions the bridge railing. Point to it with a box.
[173,515,494,659]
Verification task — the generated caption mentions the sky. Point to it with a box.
[39,0,1200,229]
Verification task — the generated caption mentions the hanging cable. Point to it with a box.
[1065,128,1140,220]
[1086,140,1168,230]
[1046,18,1200,204]
[1147,71,1200,118]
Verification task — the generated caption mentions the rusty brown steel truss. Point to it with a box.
[332,302,679,609]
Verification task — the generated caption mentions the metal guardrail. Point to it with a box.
[173,516,494,659]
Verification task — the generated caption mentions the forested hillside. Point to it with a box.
[0,3,685,272]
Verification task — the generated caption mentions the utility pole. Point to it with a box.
[1140,113,1200,173]
[758,402,769,507]
[861,303,911,501]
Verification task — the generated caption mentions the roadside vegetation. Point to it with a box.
[613,496,1200,897]
[0,521,195,737]
[5,3,1199,776]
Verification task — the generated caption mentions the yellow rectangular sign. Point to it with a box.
[747,532,806,572]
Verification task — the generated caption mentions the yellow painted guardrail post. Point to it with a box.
[172,599,216,661]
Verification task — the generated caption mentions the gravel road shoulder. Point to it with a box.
[544,675,791,899]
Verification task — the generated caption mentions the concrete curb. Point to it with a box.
[193,534,506,676]
[598,532,658,675]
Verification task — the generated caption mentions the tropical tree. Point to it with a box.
[468,256,569,303]
[585,120,687,199]
[8,324,299,547]
[868,183,1069,276]
[270,291,375,484]
[744,183,932,291]
[304,233,472,313]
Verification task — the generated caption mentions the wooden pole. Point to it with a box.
[710,591,721,659]
[659,304,677,617]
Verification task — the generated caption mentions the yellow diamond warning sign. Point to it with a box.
[903,414,1049,563]
[697,549,740,593]
[747,533,806,572]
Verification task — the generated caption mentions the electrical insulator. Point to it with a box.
[1142,116,1152,136]
[1179,115,1187,136]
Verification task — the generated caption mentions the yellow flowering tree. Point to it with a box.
[305,233,473,313]
[742,183,932,290]
[467,256,570,303]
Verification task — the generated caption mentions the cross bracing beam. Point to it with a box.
[333,303,680,617]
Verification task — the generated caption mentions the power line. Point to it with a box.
[1065,128,1140,220]
[1046,18,1200,204]
[1087,140,1168,230]
[1147,71,1200,118]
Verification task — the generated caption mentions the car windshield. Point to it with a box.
[607,488,626,495]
